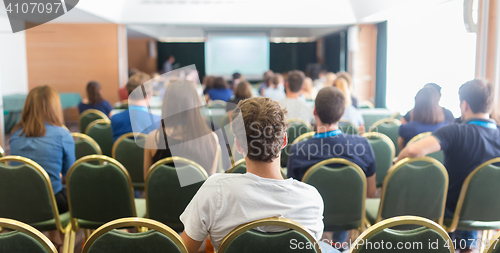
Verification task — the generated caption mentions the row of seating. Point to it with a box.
[4,215,500,253]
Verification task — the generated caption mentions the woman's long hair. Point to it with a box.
[333,78,352,106]
[234,81,252,99]
[12,85,64,137]
[159,80,217,173]
[86,81,103,105]
[411,87,444,124]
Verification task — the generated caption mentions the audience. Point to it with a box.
[396,79,499,253]
[263,73,286,101]
[279,71,314,124]
[119,68,140,101]
[202,75,216,97]
[180,97,337,253]
[301,76,317,100]
[111,72,160,141]
[78,81,113,116]
[398,87,448,149]
[143,80,219,178]
[10,85,75,214]
[231,72,242,89]
[334,78,365,132]
[258,70,275,96]
[206,77,233,102]
[287,87,376,244]
[336,71,358,108]
[226,80,252,112]
[313,69,328,90]
[401,83,455,124]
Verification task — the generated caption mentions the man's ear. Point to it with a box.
[313,107,317,116]
[281,132,288,149]
[235,138,244,155]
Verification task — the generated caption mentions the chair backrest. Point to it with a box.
[0,156,65,233]
[218,217,321,253]
[282,119,312,167]
[339,120,359,135]
[447,157,500,232]
[407,132,444,164]
[302,158,366,232]
[483,230,500,253]
[376,157,448,225]
[226,159,287,179]
[79,109,109,133]
[351,216,453,253]
[209,100,227,108]
[72,133,102,161]
[82,218,188,253]
[369,118,401,156]
[112,133,147,190]
[0,218,58,253]
[67,155,136,230]
[362,132,396,187]
[145,157,208,232]
[291,132,315,145]
[85,119,113,157]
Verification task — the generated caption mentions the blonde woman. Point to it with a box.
[333,78,365,133]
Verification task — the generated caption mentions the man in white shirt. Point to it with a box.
[279,71,315,125]
[180,97,330,252]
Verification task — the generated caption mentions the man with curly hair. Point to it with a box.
[180,97,335,252]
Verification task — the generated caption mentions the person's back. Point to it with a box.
[207,77,233,102]
[111,72,160,141]
[399,121,447,146]
[78,81,113,116]
[180,97,327,253]
[279,71,314,124]
[333,78,364,130]
[341,105,364,127]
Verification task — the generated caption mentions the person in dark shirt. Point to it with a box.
[401,83,455,124]
[205,77,233,102]
[398,87,448,149]
[78,81,113,116]
[396,79,500,252]
[226,80,252,112]
[287,86,377,245]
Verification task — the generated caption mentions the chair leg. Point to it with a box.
[63,224,75,253]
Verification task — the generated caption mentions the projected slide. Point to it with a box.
[205,35,270,80]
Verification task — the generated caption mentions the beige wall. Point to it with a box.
[128,38,158,74]
[351,24,378,104]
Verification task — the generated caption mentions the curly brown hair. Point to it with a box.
[231,97,288,162]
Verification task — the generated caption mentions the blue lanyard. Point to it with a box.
[314,129,342,138]
[467,120,497,129]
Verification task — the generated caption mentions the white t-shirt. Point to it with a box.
[279,98,315,125]
[180,172,324,250]
[263,86,286,101]
[341,105,365,127]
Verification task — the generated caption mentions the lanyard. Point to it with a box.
[467,120,497,129]
[313,129,342,139]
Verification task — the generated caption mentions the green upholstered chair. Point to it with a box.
[209,100,227,109]
[66,155,146,232]
[339,120,359,135]
[407,132,445,164]
[72,133,102,162]
[218,217,321,253]
[226,159,287,179]
[112,133,147,191]
[0,218,58,253]
[302,158,366,232]
[85,119,113,157]
[362,132,396,187]
[0,156,69,234]
[351,216,453,253]
[82,218,188,253]
[79,109,109,133]
[483,230,500,253]
[145,157,208,232]
[291,132,315,145]
[359,100,375,109]
[365,157,448,226]
[369,118,402,156]
[281,118,312,167]
[443,157,500,234]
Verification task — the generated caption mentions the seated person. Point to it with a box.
[401,83,455,124]
[333,78,365,132]
[78,81,113,116]
[143,80,220,178]
[263,73,286,101]
[396,79,500,253]
[301,76,317,100]
[226,80,252,112]
[180,97,335,253]
[10,85,75,214]
[335,71,358,108]
[111,72,160,141]
[398,87,448,149]
[258,70,274,96]
[206,77,233,102]
[279,71,314,124]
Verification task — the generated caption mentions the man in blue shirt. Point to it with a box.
[287,86,377,245]
[396,79,500,253]
[111,72,161,141]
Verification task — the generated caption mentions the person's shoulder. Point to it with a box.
[203,173,245,186]
[111,110,128,120]
[45,124,71,137]
[288,179,323,200]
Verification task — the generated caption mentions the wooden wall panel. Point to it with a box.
[128,38,157,74]
[25,23,121,112]
[351,24,378,103]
